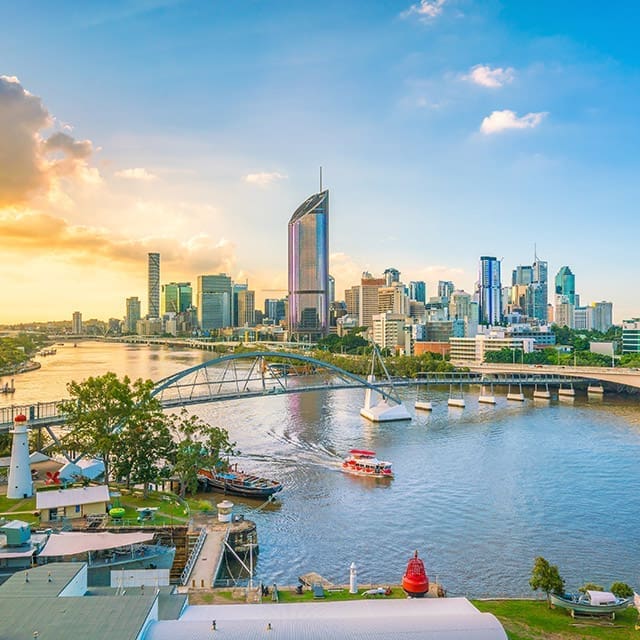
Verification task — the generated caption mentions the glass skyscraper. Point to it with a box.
[478,256,502,325]
[288,189,329,340]
[555,266,576,304]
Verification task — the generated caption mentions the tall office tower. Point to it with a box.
[161,282,192,314]
[72,311,83,334]
[328,275,335,303]
[512,266,533,286]
[125,297,141,333]
[530,253,548,322]
[383,267,400,287]
[409,281,426,303]
[555,266,576,304]
[359,275,385,329]
[478,256,502,325]
[147,252,160,318]
[288,189,329,340]
[237,289,256,327]
[232,282,248,327]
[197,274,232,330]
[591,301,613,332]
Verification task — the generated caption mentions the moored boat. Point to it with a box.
[402,550,429,597]
[197,467,283,499]
[341,449,393,479]
[549,590,631,616]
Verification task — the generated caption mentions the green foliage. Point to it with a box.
[58,372,164,482]
[0,333,48,372]
[316,329,369,355]
[610,581,634,598]
[529,557,565,605]
[166,408,237,497]
[578,581,604,594]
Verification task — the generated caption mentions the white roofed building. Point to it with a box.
[36,485,110,523]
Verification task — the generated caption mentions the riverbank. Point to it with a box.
[0,360,41,377]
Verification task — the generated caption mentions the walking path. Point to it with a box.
[187,525,228,589]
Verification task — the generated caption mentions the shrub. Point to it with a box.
[610,582,634,598]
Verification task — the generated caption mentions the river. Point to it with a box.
[3,341,640,596]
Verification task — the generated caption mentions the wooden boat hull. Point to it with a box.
[198,469,283,499]
[549,592,630,615]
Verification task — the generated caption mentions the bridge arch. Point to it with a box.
[151,351,401,407]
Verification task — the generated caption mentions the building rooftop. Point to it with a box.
[288,190,328,224]
[36,484,110,509]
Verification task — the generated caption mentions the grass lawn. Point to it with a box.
[473,599,638,640]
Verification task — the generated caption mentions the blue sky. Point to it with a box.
[0,0,638,321]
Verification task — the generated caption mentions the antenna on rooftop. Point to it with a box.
[319,166,323,193]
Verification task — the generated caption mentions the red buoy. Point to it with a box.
[402,550,429,597]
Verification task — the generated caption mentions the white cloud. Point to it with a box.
[243,171,288,186]
[115,167,158,181]
[401,0,447,22]
[480,110,548,135]
[464,64,515,88]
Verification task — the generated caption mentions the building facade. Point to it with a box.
[409,281,426,303]
[197,274,232,331]
[125,297,141,333]
[478,256,502,325]
[591,301,613,332]
[622,319,640,353]
[287,190,329,340]
[555,266,576,305]
[161,282,192,315]
[147,252,160,318]
[72,311,83,335]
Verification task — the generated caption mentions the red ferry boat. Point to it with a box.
[402,550,430,597]
[341,449,393,478]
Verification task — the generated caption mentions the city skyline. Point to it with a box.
[1,1,639,322]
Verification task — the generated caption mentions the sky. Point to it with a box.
[1,0,639,323]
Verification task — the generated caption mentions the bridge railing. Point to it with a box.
[0,400,63,425]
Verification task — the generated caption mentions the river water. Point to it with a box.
[3,341,640,596]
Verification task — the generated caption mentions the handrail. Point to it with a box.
[181,527,207,585]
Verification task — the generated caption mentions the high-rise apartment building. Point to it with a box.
[237,289,256,327]
[197,274,232,330]
[591,301,613,333]
[378,284,408,316]
[478,256,502,325]
[555,295,574,328]
[409,281,426,303]
[438,281,455,301]
[555,266,576,304]
[359,275,385,329]
[147,252,160,318]
[125,297,141,333]
[383,267,400,287]
[72,311,83,335]
[449,290,472,321]
[288,189,329,340]
[161,282,192,315]
[530,254,548,322]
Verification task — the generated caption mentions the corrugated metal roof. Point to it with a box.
[36,485,110,509]
[0,563,83,598]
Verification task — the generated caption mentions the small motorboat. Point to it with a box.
[341,449,393,479]
[402,550,429,597]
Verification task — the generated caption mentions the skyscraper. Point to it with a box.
[478,256,502,325]
[125,297,141,333]
[197,274,232,330]
[147,252,160,318]
[438,281,455,300]
[555,266,576,304]
[383,267,400,287]
[161,282,192,314]
[409,281,426,303]
[530,253,548,322]
[288,189,329,340]
[72,311,83,335]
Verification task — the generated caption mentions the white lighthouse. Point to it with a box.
[7,414,33,499]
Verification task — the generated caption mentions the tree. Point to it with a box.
[166,408,237,497]
[529,557,565,607]
[58,373,164,482]
[610,582,634,598]
[578,582,604,594]
[112,409,174,497]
